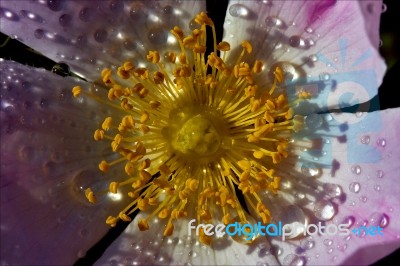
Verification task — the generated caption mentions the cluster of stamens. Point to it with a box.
[72,12,304,245]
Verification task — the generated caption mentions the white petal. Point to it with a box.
[95,213,280,265]
[0,60,128,265]
[0,0,205,81]
[223,0,386,113]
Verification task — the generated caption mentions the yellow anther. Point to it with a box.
[99,160,110,172]
[250,99,261,112]
[147,51,160,64]
[277,142,288,158]
[253,150,265,159]
[178,53,188,64]
[124,162,135,176]
[106,216,118,227]
[272,152,282,164]
[101,117,112,131]
[132,83,144,93]
[72,86,82,97]
[254,124,273,138]
[188,179,199,192]
[101,68,113,85]
[140,124,150,133]
[241,40,253,53]
[252,60,263,73]
[109,182,119,194]
[94,129,105,141]
[264,112,275,124]
[194,44,206,54]
[138,219,149,231]
[183,35,196,49]
[239,171,250,181]
[153,71,164,84]
[139,170,151,181]
[285,108,294,120]
[223,213,231,225]
[123,61,134,71]
[119,212,132,222]
[170,26,184,40]
[195,12,213,26]
[237,160,251,171]
[134,68,149,80]
[245,85,257,98]
[171,209,187,219]
[117,66,130,79]
[132,180,145,189]
[298,91,312,99]
[137,198,148,211]
[140,158,151,170]
[265,100,276,111]
[274,67,284,83]
[158,208,170,219]
[255,172,268,181]
[199,209,212,221]
[139,87,149,98]
[217,41,231,51]
[166,52,176,63]
[85,188,96,204]
[179,190,188,200]
[164,222,174,236]
[140,111,149,123]
[122,115,135,129]
[149,100,161,109]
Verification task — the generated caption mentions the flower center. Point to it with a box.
[71,12,305,245]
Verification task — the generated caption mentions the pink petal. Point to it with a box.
[223,0,386,112]
[0,60,129,265]
[268,108,400,265]
[0,0,205,81]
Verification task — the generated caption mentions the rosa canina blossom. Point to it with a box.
[0,0,399,265]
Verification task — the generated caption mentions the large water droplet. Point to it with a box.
[20,10,44,23]
[34,29,44,39]
[301,162,321,177]
[323,183,343,198]
[300,237,315,250]
[314,199,336,221]
[369,212,389,228]
[71,170,108,205]
[229,4,249,18]
[94,29,108,43]
[360,135,370,144]
[79,7,94,22]
[305,114,323,129]
[280,205,307,239]
[59,14,72,27]
[47,0,65,11]
[349,182,361,193]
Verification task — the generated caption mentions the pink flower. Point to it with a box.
[1,1,399,265]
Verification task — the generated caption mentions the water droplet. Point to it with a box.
[351,165,361,175]
[289,35,306,48]
[20,10,44,23]
[280,205,307,239]
[301,162,321,177]
[309,54,318,62]
[373,184,381,192]
[300,238,315,250]
[306,38,316,47]
[47,0,65,11]
[327,248,333,254]
[376,138,386,147]
[342,216,355,228]
[269,62,303,82]
[381,3,387,13]
[71,170,108,205]
[314,199,336,221]
[305,114,323,129]
[324,114,333,122]
[376,170,384,178]
[323,183,343,198]
[94,29,108,43]
[319,72,331,81]
[265,16,284,28]
[34,29,44,39]
[79,7,93,22]
[369,212,389,228]
[349,182,361,193]
[324,239,333,246]
[229,4,249,18]
[147,27,168,45]
[305,27,313,33]
[109,0,124,12]
[380,214,389,228]
[360,135,370,144]
[283,254,305,266]
[59,14,72,27]
[359,196,368,203]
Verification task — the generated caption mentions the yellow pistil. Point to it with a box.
[72,12,304,244]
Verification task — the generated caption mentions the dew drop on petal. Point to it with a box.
[314,199,336,221]
[324,239,333,246]
[301,162,321,177]
[34,29,44,39]
[319,72,331,81]
[309,54,318,62]
[305,113,323,129]
[289,35,306,48]
[300,237,315,250]
[376,138,386,147]
[147,27,168,45]
[323,183,343,198]
[349,182,360,193]
[381,3,387,13]
[94,29,108,43]
[351,165,361,175]
[71,170,108,205]
[47,0,65,11]
[59,14,72,27]
[374,184,381,192]
[283,254,306,266]
[265,16,283,27]
[359,196,368,203]
[280,205,307,238]
[376,170,384,178]
[341,216,356,228]
[369,212,389,228]
[360,135,370,144]
[229,4,249,18]
[305,27,313,33]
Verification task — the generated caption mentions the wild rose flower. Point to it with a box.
[1,0,399,265]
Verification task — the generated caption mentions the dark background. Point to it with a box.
[0,0,399,265]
